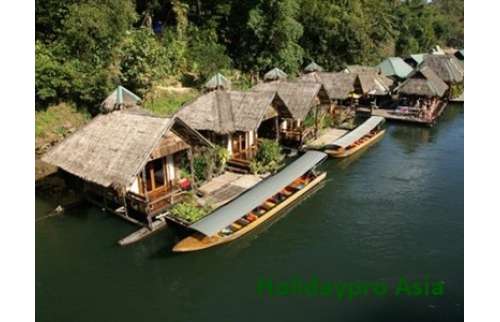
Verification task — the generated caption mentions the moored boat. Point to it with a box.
[172,151,328,252]
[325,116,385,158]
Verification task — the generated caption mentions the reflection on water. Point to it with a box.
[391,103,463,154]
[36,104,463,322]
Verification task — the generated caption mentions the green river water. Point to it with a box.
[36,104,464,322]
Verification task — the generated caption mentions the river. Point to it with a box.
[36,104,464,322]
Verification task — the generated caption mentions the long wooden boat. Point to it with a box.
[325,116,385,158]
[172,151,328,252]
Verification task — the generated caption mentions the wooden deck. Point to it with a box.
[357,102,448,127]
[197,172,265,209]
[303,128,348,150]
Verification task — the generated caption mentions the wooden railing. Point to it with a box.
[231,145,258,162]
[126,185,184,215]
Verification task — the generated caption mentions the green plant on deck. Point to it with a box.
[250,139,284,174]
[169,199,211,223]
[449,83,464,99]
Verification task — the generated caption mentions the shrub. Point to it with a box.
[250,139,284,174]
[193,154,209,182]
[187,27,232,81]
[169,199,211,223]
[192,146,228,182]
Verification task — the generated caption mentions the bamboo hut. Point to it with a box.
[42,111,213,225]
[396,66,448,98]
[263,67,288,82]
[353,72,394,108]
[252,80,330,144]
[394,66,449,122]
[176,89,292,172]
[100,86,141,113]
[420,54,464,85]
[298,72,357,108]
[377,57,413,80]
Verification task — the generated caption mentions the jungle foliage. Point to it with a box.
[36,0,463,111]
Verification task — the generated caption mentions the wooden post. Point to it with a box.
[275,117,279,142]
[141,167,151,225]
[314,105,319,139]
[188,148,196,188]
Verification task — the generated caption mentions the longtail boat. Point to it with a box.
[325,116,385,158]
[172,151,328,252]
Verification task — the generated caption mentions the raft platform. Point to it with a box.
[357,102,448,127]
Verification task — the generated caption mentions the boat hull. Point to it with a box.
[325,129,385,158]
[172,172,327,252]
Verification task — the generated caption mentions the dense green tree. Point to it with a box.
[243,0,304,74]
[35,0,464,111]
[61,0,137,62]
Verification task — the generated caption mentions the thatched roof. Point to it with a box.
[100,86,141,113]
[396,66,449,98]
[420,55,464,83]
[377,57,413,79]
[176,90,290,134]
[298,72,357,100]
[252,81,324,120]
[304,61,324,73]
[355,73,394,96]
[204,73,231,90]
[263,68,288,81]
[42,111,212,189]
[344,65,381,74]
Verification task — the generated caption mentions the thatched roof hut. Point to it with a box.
[252,81,326,120]
[42,111,212,189]
[100,86,141,113]
[395,66,449,98]
[420,55,464,84]
[263,68,288,81]
[304,61,324,73]
[355,73,394,96]
[377,57,413,79]
[298,72,357,100]
[204,73,231,90]
[344,65,381,74]
[176,90,291,134]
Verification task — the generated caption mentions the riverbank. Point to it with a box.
[36,104,464,322]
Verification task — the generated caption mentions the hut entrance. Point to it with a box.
[231,132,257,161]
[257,117,279,141]
[140,157,171,199]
